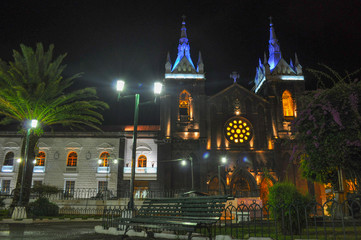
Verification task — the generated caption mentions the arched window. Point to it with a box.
[3,152,14,166]
[99,152,109,167]
[282,90,295,119]
[179,90,191,121]
[138,155,147,168]
[35,151,46,166]
[67,152,77,167]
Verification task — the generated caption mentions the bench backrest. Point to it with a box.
[137,196,231,222]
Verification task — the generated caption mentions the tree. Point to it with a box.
[268,182,311,234]
[293,65,361,193]
[0,43,109,206]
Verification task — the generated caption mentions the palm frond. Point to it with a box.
[0,43,108,132]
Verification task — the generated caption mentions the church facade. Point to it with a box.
[0,19,321,203]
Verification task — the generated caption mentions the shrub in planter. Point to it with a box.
[268,182,311,235]
[0,198,5,208]
[28,197,59,217]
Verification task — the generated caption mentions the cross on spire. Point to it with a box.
[182,15,186,23]
[230,71,240,83]
[269,16,273,25]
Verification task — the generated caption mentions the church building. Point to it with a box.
[0,18,323,204]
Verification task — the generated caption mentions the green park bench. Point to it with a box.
[117,195,232,239]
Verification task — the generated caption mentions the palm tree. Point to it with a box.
[0,43,109,205]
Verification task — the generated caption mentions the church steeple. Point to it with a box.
[197,51,204,73]
[171,16,196,72]
[268,17,282,70]
[165,51,172,73]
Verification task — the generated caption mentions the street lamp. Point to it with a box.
[13,119,38,219]
[218,157,227,195]
[181,156,194,191]
[116,80,162,210]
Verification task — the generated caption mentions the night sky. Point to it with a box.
[1,0,360,126]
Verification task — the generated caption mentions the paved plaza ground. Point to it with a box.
[0,222,148,240]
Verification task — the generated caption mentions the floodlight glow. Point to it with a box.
[17,158,21,163]
[154,82,163,95]
[280,75,304,81]
[181,160,187,166]
[114,159,118,164]
[116,80,125,92]
[254,77,266,93]
[221,157,227,164]
[98,159,102,165]
[30,119,38,128]
[32,159,36,164]
[165,73,205,79]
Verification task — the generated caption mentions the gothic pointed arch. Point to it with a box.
[179,89,192,121]
[207,175,226,195]
[282,90,295,120]
[230,167,258,196]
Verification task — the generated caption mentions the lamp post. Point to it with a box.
[218,157,227,195]
[181,156,194,190]
[116,80,162,210]
[12,119,38,219]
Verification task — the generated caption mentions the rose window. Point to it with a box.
[224,117,253,144]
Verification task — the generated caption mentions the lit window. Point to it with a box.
[35,151,46,166]
[282,90,295,120]
[224,117,253,144]
[3,152,14,166]
[179,89,191,121]
[99,152,109,167]
[65,180,75,197]
[98,181,108,192]
[67,152,77,167]
[1,180,11,194]
[138,155,147,168]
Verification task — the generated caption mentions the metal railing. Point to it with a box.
[0,187,193,200]
[216,198,361,240]
[101,198,361,239]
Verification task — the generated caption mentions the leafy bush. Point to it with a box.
[0,198,5,208]
[28,197,59,217]
[0,209,10,218]
[268,182,311,235]
[31,184,60,198]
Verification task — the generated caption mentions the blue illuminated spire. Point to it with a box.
[171,16,196,72]
[268,17,282,70]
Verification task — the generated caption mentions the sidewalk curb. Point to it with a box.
[1,218,102,224]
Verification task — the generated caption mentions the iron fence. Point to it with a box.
[6,204,143,220]
[216,198,361,239]
[101,198,361,239]
[1,187,201,200]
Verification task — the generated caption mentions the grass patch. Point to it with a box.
[0,209,10,218]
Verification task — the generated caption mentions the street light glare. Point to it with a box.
[181,160,187,166]
[154,82,162,95]
[30,119,38,128]
[114,159,118,164]
[32,159,36,164]
[17,158,21,163]
[221,157,227,164]
[116,80,125,92]
[98,159,102,165]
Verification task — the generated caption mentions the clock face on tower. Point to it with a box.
[224,117,253,144]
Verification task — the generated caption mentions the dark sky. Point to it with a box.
[1,0,360,125]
